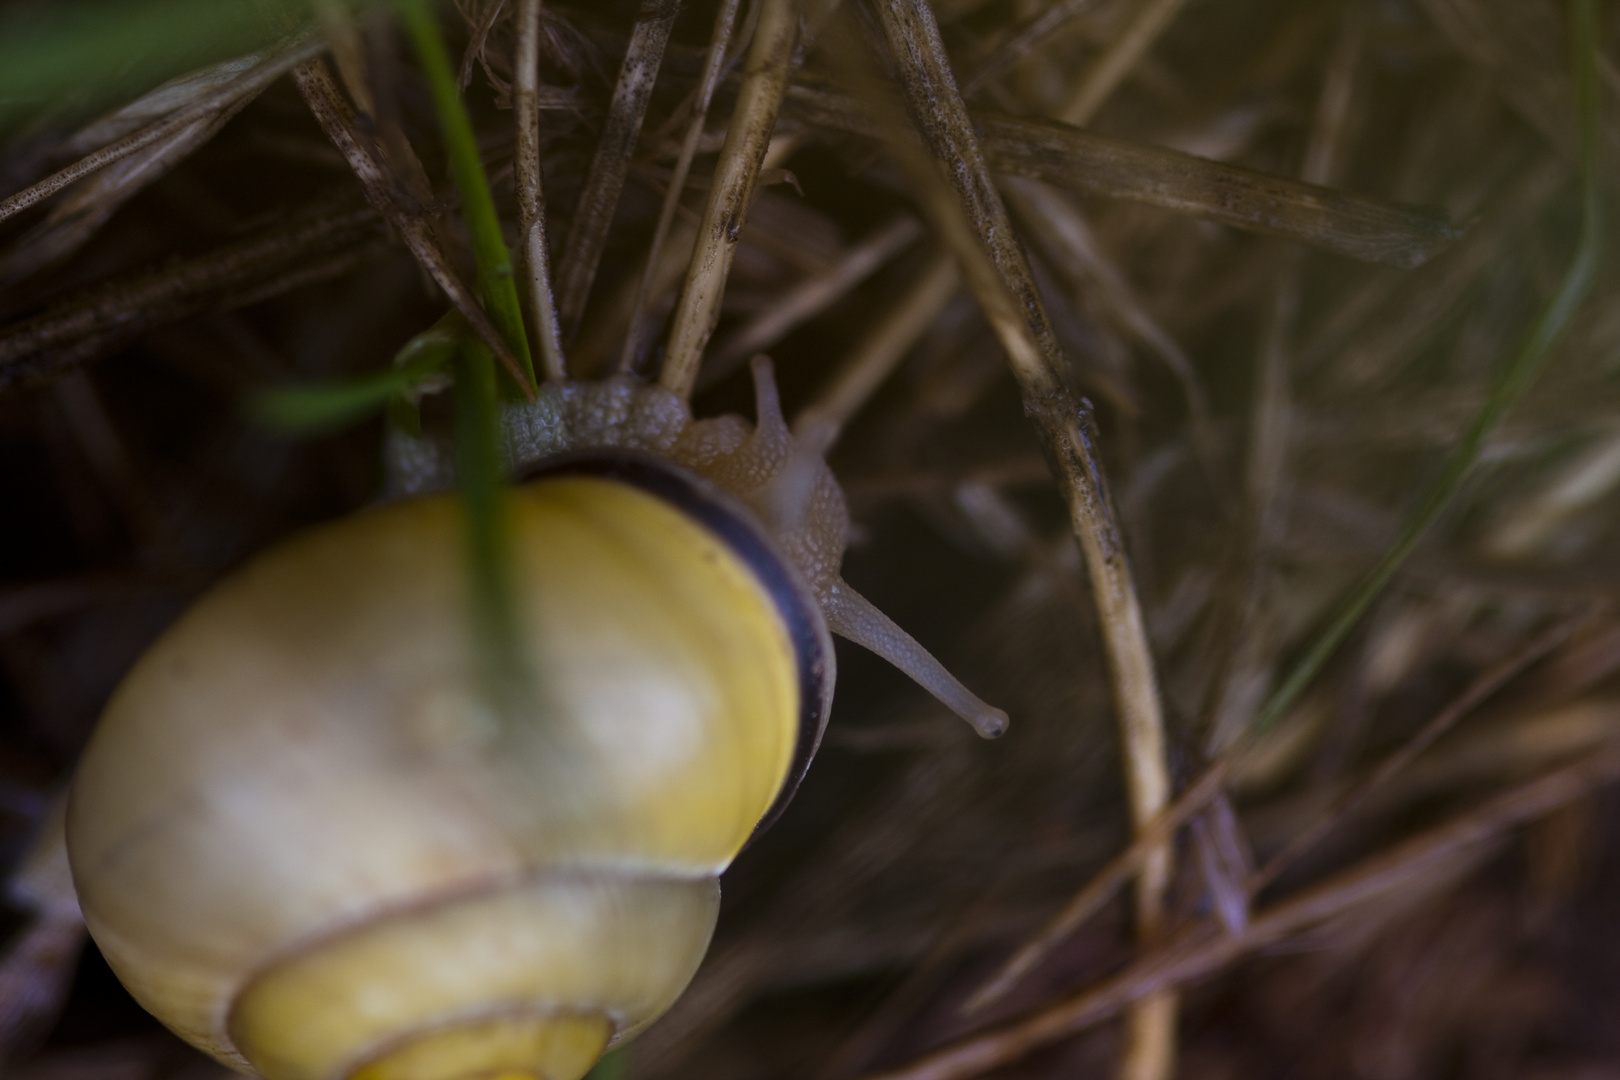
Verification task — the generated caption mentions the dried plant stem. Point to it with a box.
[458,0,511,91]
[0,105,206,225]
[705,214,925,386]
[312,0,373,117]
[960,0,1099,97]
[1034,396,1176,1080]
[963,763,1231,1013]
[863,1,1062,389]
[1001,177,1216,469]
[793,250,958,449]
[788,89,1459,267]
[1252,608,1596,893]
[575,216,696,375]
[1250,0,1602,735]
[515,0,567,380]
[1208,11,1365,751]
[293,60,532,395]
[554,0,684,332]
[618,0,742,374]
[0,33,321,227]
[660,0,799,398]
[0,204,380,392]
[1057,0,1190,126]
[858,1,1175,1072]
[862,738,1620,1080]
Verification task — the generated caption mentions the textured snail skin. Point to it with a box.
[437,359,1007,738]
[66,476,813,1080]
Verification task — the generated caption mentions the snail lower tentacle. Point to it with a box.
[822,580,1010,739]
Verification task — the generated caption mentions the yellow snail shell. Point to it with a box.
[66,359,1006,1080]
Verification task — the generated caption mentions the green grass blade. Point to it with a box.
[0,0,301,134]
[584,1049,628,1080]
[397,0,536,394]
[250,313,461,434]
[1250,0,1604,735]
[453,339,530,718]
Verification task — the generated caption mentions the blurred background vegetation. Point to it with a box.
[2,0,1619,1078]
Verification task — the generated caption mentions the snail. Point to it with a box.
[65,356,1007,1080]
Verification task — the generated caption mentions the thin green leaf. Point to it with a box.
[397,0,536,395]
[585,1049,629,1080]
[1251,0,1604,734]
[250,313,460,434]
[453,339,529,718]
[0,0,303,134]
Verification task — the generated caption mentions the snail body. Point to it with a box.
[67,361,1004,1080]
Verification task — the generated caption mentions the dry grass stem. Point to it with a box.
[515,0,567,380]
[1001,177,1215,465]
[977,111,1459,268]
[959,0,1100,98]
[574,215,696,375]
[861,1,1175,1072]
[0,205,381,391]
[788,89,1460,266]
[293,59,532,395]
[963,762,1232,1014]
[0,34,320,230]
[863,734,1620,1080]
[706,213,924,384]
[311,0,374,118]
[1252,607,1600,893]
[792,251,959,449]
[1056,0,1192,127]
[618,0,742,374]
[862,0,1063,390]
[660,0,799,397]
[0,35,326,283]
[1416,0,1620,163]
[457,0,511,92]
[553,0,683,333]
[1484,429,1620,557]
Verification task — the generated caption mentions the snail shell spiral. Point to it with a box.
[66,359,1002,1080]
[67,462,831,1080]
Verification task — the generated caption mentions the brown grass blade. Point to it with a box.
[515,0,566,380]
[0,204,381,393]
[1251,607,1600,893]
[660,0,799,397]
[787,88,1461,266]
[0,33,320,229]
[792,249,959,451]
[863,734,1620,1080]
[1056,0,1192,127]
[553,0,683,333]
[704,213,924,386]
[855,1,1176,1073]
[0,34,324,282]
[618,0,742,374]
[959,0,1101,98]
[961,763,1232,1015]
